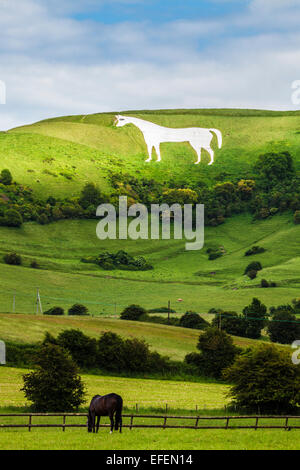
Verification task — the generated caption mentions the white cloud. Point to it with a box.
[0,0,300,130]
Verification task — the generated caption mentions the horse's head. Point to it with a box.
[115,115,128,127]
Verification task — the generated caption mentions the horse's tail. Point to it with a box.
[209,129,222,149]
[115,396,123,432]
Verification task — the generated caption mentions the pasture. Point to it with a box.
[1,367,300,450]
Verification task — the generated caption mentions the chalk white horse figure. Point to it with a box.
[115,115,222,164]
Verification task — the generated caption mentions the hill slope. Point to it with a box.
[2,108,300,197]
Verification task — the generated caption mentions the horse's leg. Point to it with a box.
[109,413,114,434]
[145,141,153,162]
[154,143,162,162]
[92,411,96,433]
[96,416,100,433]
[190,142,201,164]
[205,147,214,165]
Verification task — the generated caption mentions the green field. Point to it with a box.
[1,367,300,450]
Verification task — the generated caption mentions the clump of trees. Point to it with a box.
[82,250,153,271]
[223,344,300,412]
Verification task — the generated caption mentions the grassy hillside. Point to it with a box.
[0,212,298,316]
[1,108,300,197]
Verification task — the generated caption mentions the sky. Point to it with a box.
[0,0,300,130]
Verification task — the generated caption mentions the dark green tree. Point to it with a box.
[0,169,13,185]
[21,343,86,411]
[223,344,300,412]
[267,309,300,344]
[242,298,267,339]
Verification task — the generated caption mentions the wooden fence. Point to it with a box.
[0,413,300,431]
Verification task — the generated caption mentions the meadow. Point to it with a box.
[1,367,300,450]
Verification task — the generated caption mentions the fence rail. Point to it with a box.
[0,413,299,431]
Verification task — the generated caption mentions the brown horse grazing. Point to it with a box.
[87,394,123,434]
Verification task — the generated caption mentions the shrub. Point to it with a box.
[30,260,39,269]
[44,306,64,316]
[68,304,89,316]
[97,332,127,372]
[179,311,209,330]
[244,261,262,275]
[148,307,176,314]
[267,310,300,344]
[247,269,257,279]
[260,279,269,288]
[3,252,22,265]
[223,344,300,412]
[57,329,97,368]
[120,304,147,321]
[245,246,265,256]
[21,343,86,411]
[294,210,300,224]
[0,169,13,185]
[79,182,104,209]
[2,209,23,227]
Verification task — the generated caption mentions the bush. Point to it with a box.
[245,246,266,256]
[21,343,86,411]
[6,341,38,367]
[44,306,64,316]
[0,169,13,185]
[30,260,39,269]
[57,329,97,368]
[244,261,262,275]
[179,311,209,330]
[294,210,300,224]
[3,252,22,265]
[68,304,89,316]
[2,209,23,227]
[267,310,300,344]
[260,279,269,288]
[120,304,147,321]
[223,344,300,412]
[247,269,257,280]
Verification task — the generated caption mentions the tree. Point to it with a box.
[21,343,86,411]
[223,344,300,412]
[0,169,13,185]
[254,151,295,188]
[120,304,146,321]
[185,327,239,379]
[68,304,89,316]
[267,309,300,344]
[79,182,104,210]
[3,252,22,265]
[44,306,64,316]
[212,311,247,337]
[242,298,267,339]
[179,311,209,330]
[57,329,97,368]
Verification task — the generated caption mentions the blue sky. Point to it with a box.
[72,1,248,24]
[0,0,300,129]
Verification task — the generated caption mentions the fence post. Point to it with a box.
[63,415,66,432]
[28,415,32,432]
[255,417,259,430]
[130,415,134,430]
[163,417,167,429]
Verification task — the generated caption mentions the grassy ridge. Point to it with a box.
[2,108,300,197]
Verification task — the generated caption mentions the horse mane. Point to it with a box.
[91,394,101,401]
